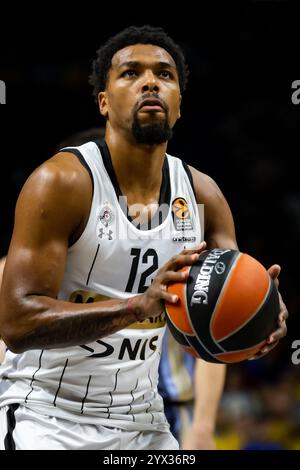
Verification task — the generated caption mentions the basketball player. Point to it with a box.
[0,26,288,450]
[0,258,6,364]
[55,127,226,449]
[0,131,225,450]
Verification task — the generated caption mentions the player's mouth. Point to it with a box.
[138,99,165,112]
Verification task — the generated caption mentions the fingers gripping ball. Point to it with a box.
[164,249,280,363]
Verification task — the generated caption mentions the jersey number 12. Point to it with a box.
[125,248,158,293]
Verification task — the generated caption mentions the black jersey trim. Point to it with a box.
[98,141,122,200]
[108,367,121,408]
[112,367,121,393]
[97,140,171,229]
[53,359,69,407]
[181,160,196,198]
[58,147,94,247]
[80,375,92,414]
[25,350,44,403]
[146,371,155,424]
[127,378,139,422]
[4,404,19,450]
[107,368,121,419]
[86,243,100,286]
[80,344,94,353]
[58,147,94,195]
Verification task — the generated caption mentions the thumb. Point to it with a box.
[268,264,281,279]
[268,264,281,287]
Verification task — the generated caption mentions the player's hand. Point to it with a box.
[249,264,288,360]
[182,427,216,450]
[129,242,207,321]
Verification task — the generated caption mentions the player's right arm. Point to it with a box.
[0,154,204,353]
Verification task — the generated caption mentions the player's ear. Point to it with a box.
[177,94,182,119]
[99,91,108,118]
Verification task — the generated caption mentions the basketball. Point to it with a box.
[164,249,280,363]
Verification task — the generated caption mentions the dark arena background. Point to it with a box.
[0,1,300,451]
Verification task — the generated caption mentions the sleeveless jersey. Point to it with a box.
[0,141,201,431]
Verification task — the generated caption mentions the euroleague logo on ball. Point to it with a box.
[190,249,229,306]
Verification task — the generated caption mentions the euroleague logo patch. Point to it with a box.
[172,197,193,231]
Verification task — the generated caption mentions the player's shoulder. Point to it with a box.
[187,164,224,205]
[25,150,91,196]
[17,150,92,220]
[40,150,89,183]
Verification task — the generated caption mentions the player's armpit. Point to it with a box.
[188,166,238,250]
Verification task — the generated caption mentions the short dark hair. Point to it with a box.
[89,25,189,103]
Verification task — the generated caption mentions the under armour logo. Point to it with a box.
[99,228,113,240]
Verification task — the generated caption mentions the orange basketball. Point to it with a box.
[164,249,279,363]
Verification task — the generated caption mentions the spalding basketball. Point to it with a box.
[165,249,279,363]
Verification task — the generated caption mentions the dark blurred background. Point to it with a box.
[0,0,300,449]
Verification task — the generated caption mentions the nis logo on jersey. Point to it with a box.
[80,336,158,360]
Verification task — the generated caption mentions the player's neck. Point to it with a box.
[105,131,167,196]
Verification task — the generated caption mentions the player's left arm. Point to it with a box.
[182,358,225,449]
[189,165,288,357]
[181,165,288,449]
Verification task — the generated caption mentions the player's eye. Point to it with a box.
[121,69,137,77]
[159,70,172,79]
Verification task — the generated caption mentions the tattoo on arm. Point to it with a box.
[18,298,134,351]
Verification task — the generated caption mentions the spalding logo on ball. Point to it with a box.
[165,249,279,363]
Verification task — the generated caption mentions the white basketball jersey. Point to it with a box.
[0,141,202,431]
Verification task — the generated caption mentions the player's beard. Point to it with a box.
[132,112,173,145]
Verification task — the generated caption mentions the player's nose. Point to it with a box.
[141,70,159,93]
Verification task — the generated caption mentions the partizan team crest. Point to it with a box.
[97,203,115,240]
